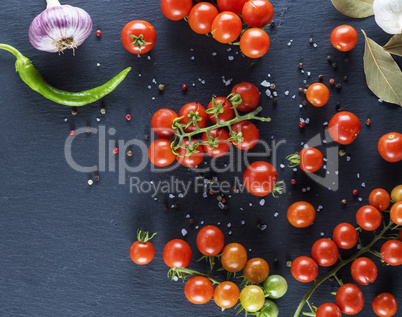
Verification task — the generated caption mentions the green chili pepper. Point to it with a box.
[0,43,131,107]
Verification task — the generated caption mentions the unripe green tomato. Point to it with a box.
[260,300,279,317]
[263,275,288,299]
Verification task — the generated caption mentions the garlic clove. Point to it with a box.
[373,0,402,34]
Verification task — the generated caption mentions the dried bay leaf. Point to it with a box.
[331,0,374,18]
[362,30,402,107]
[383,34,402,57]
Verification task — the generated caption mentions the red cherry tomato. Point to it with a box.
[196,225,224,256]
[356,205,382,231]
[231,121,259,150]
[299,147,324,173]
[369,188,391,211]
[231,82,260,112]
[242,0,274,27]
[160,0,193,21]
[176,138,204,167]
[330,25,358,52]
[184,276,214,304]
[243,161,278,197]
[333,223,358,249]
[221,243,248,272]
[213,281,240,309]
[391,202,402,225]
[151,108,178,138]
[207,97,235,124]
[243,258,270,284]
[211,12,242,44]
[328,111,361,145]
[316,303,342,317]
[381,240,402,266]
[391,185,402,203]
[291,256,318,283]
[121,20,156,54]
[351,257,378,285]
[163,239,192,268]
[217,0,248,14]
[148,139,176,167]
[287,201,316,228]
[240,28,270,58]
[188,2,219,34]
[129,229,157,265]
[179,102,208,133]
[335,283,364,315]
[311,238,339,267]
[378,132,402,163]
[372,292,398,317]
[306,83,330,107]
[202,128,231,158]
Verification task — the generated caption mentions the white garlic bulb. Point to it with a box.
[373,0,402,34]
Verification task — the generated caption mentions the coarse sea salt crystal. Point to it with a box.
[241,220,246,225]
[212,52,217,56]
[274,212,278,217]
[284,90,289,96]
[280,164,285,169]
[227,223,231,228]
[173,276,179,281]
[181,229,187,236]
[228,56,234,61]
[265,89,272,97]
[261,80,271,87]
[186,214,190,218]
[260,224,267,230]
[260,199,265,206]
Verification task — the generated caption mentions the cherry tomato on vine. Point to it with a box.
[196,225,224,256]
[130,229,157,265]
[151,108,178,138]
[188,2,219,34]
[211,12,242,44]
[217,0,248,14]
[243,258,269,284]
[179,102,208,133]
[162,239,192,268]
[243,161,278,197]
[176,138,204,167]
[148,139,176,167]
[213,281,240,309]
[231,82,260,112]
[221,243,248,272]
[184,276,214,304]
[231,121,259,150]
[372,292,398,317]
[330,25,358,52]
[381,240,402,266]
[299,147,324,173]
[391,185,402,203]
[333,223,358,250]
[201,128,231,157]
[391,202,402,225]
[328,111,361,145]
[287,201,316,228]
[121,20,156,54]
[291,256,318,283]
[306,83,330,107]
[335,283,364,315]
[316,303,342,317]
[311,238,339,267]
[356,205,382,231]
[207,97,235,124]
[242,0,274,27]
[369,188,391,212]
[240,285,265,312]
[263,275,288,299]
[259,300,279,317]
[378,132,402,163]
[240,28,270,58]
[160,0,192,21]
[351,257,378,285]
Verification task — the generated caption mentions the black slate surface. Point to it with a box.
[0,1,401,316]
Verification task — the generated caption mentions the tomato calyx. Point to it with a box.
[136,228,157,243]
[286,153,301,167]
[128,33,152,52]
[168,266,221,285]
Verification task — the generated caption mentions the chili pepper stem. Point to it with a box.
[293,220,395,317]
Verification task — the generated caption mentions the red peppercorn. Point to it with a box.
[96,30,101,37]
[329,78,335,85]
[291,179,296,185]
[352,189,358,196]
[182,84,187,92]
[365,118,371,126]
[69,130,75,135]
[126,114,132,121]
[113,147,119,155]
[299,122,305,128]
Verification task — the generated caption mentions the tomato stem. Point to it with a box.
[168,267,222,285]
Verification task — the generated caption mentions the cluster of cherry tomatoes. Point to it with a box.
[160,0,274,58]
[290,185,402,317]
[131,224,288,315]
